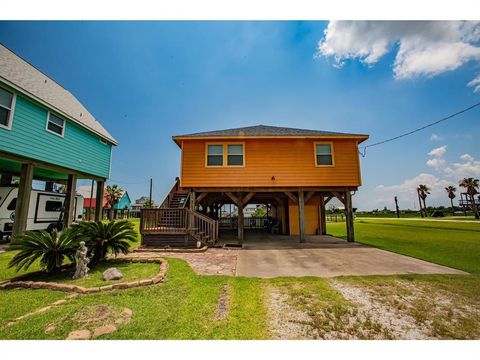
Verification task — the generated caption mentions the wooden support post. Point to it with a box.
[237,193,244,244]
[0,174,13,185]
[63,175,77,229]
[94,180,105,222]
[12,163,34,242]
[345,191,355,242]
[298,189,305,243]
[189,191,196,229]
[319,195,327,235]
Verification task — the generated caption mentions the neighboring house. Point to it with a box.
[112,191,132,210]
[142,125,368,247]
[132,196,151,210]
[83,190,131,211]
[0,44,117,239]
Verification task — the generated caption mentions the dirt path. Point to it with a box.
[265,278,479,339]
[329,280,432,339]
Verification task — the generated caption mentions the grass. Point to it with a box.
[0,217,479,339]
[0,258,268,339]
[328,218,480,274]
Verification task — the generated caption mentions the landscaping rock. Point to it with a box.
[102,268,123,281]
[67,329,91,340]
[45,325,55,334]
[93,324,117,337]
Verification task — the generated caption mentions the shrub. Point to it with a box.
[8,229,79,273]
[72,220,136,264]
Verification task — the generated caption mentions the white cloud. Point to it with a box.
[77,184,97,198]
[430,133,443,141]
[426,158,446,170]
[316,21,480,91]
[460,153,474,162]
[373,173,451,210]
[425,152,480,179]
[428,145,447,157]
[467,74,480,92]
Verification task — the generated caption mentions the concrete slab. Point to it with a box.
[234,233,468,278]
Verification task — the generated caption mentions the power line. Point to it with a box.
[359,100,480,157]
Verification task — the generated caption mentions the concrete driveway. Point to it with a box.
[234,233,467,278]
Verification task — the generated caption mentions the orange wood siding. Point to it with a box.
[180,138,362,188]
[288,196,320,236]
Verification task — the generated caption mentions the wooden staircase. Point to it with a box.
[141,179,218,248]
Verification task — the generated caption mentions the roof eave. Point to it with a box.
[172,134,370,144]
[0,77,118,146]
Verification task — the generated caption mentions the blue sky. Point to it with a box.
[1,21,479,210]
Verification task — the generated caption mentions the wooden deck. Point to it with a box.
[140,208,218,248]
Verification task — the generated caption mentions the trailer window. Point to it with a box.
[45,201,63,212]
[7,198,16,210]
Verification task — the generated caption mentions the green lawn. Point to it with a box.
[328,218,480,274]
[0,217,479,339]
[0,258,268,339]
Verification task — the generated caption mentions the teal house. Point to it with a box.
[0,44,117,238]
[114,191,132,210]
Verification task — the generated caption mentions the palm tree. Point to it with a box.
[417,184,430,217]
[71,220,137,264]
[105,184,124,220]
[459,178,479,219]
[445,186,456,216]
[9,229,79,273]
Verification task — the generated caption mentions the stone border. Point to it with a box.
[133,245,209,253]
[0,258,168,294]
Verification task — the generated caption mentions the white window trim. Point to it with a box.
[0,91,16,131]
[46,112,65,138]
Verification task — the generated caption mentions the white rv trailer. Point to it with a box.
[0,186,84,240]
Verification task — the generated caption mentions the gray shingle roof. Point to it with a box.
[0,44,117,145]
[174,125,368,138]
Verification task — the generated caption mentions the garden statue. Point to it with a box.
[73,241,90,279]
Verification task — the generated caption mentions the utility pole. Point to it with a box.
[394,196,400,218]
[149,178,153,208]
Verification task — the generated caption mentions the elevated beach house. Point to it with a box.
[0,44,117,239]
[141,125,368,247]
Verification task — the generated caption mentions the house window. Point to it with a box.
[227,144,244,166]
[315,143,333,166]
[45,201,63,212]
[0,87,15,129]
[207,144,223,166]
[46,113,65,136]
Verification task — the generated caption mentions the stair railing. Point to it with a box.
[187,209,218,244]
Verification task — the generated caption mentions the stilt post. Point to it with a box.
[345,190,355,242]
[63,175,77,228]
[298,188,305,243]
[94,180,105,222]
[11,163,34,242]
[319,194,327,235]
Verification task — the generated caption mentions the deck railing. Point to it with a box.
[189,210,218,244]
[140,208,188,233]
[140,208,218,244]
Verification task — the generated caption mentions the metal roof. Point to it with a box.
[174,124,368,139]
[0,44,117,145]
